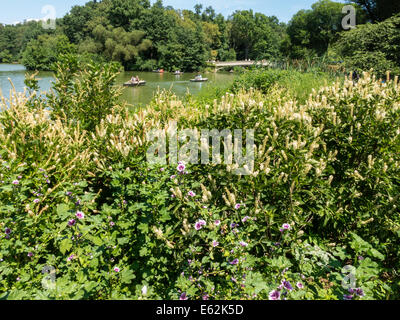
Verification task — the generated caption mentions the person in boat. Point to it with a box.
[195,74,202,80]
[131,75,140,83]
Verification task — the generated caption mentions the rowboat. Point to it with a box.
[190,78,208,82]
[123,80,146,87]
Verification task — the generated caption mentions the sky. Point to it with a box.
[0,0,344,25]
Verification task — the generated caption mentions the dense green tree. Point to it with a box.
[99,0,150,29]
[230,10,283,60]
[1,0,292,70]
[285,0,366,58]
[61,2,99,44]
[335,14,400,77]
[78,24,152,69]
[349,0,400,22]
[21,34,76,70]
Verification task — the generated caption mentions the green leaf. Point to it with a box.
[121,269,136,284]
[60,238,73,254]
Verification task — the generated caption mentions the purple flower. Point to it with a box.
[67,254,75,262]
[234,203,241,210]
[239,241,248,247]
[214,220,221,226]
[282,280,293,291]
[17,176,22,179]
[194,221,202,230]
[242,216,250,223]
[75,211,85,219]
[160,168,165,172]
[230,259,239,265]
[343,294,353,300]
[188,191,196,197]
[281,223,291,230]
[114,267,120,273]
[269,290,281,300]
[212,240,219,247]
[296,282,304,289]
[68,219,76,227]
[170,175,176,180]
[5,228,11,235]
[33,198,40,204]
[12,180,19,185]
[177,163,186,173]
[27,252,33,257]
[110,221,115,227]
[66,191,72,196]
[356,288,365,297]
[179,292,188,300]
[202,294,209,300]
[195,219,206,230]
[202,205,207,209]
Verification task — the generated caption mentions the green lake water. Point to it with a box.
[0,64,236,107]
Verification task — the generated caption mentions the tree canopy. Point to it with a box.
[0,0,399,75]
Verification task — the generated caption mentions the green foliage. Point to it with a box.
[0,50,12,63]
[286,0,367,58]
[335,14,400,77]
[45,54,123,131]
[230,67,336,103]
[1,60,399,299]
[230,10,285,60]
[21,35,76,71]
[79,24,152,69]
[349,0,400,22]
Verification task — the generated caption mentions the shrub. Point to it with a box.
[335,14,400,78]
[0,64,399,299]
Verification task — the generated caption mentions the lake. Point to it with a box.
[0,64,236,107]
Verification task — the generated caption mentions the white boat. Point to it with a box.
[190,77,208,82]
[123,80,146,87]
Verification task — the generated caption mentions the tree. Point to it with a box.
[286,0,364,58]
[335,14,400,77]
[22,34,76,70]
[230,10,283,60]
[100,0,150,29]
[79,24,152,69]
[349,0,400,22]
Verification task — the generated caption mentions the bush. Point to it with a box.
[335,14,400,78]
[0,63,399,299]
